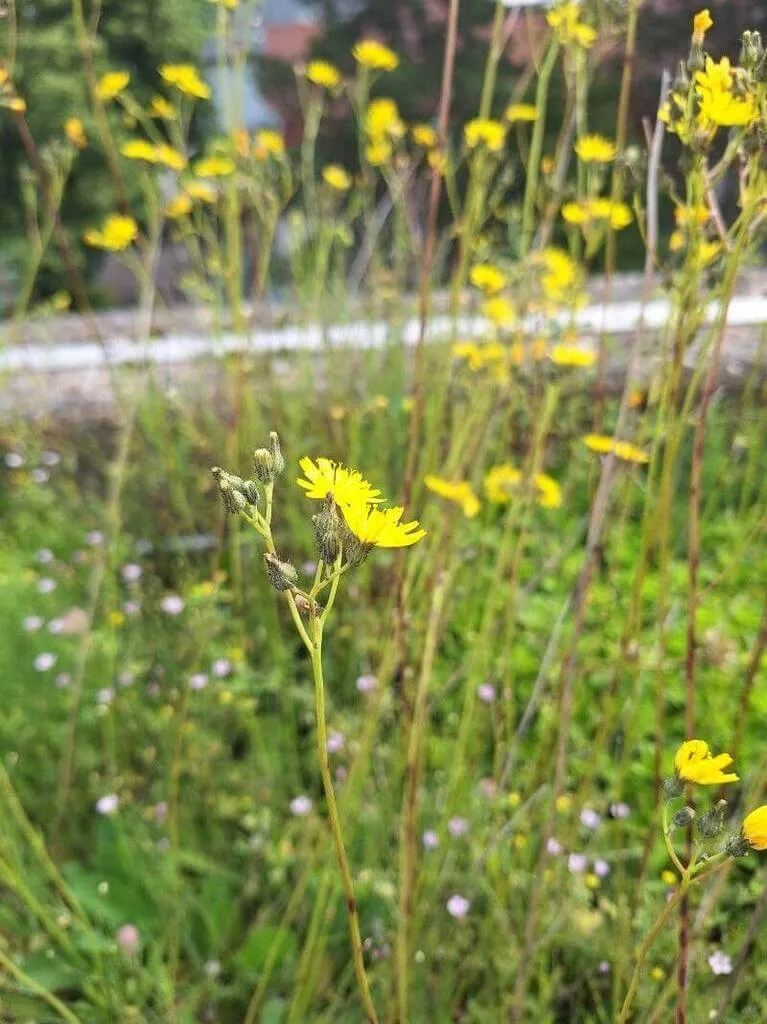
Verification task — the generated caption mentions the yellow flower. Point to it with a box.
[96,71,130,102]
[484,463,522,503]
[65,117,87,149]
[482,296,516,326]
[342,502,426,548]
[185,180,217,203]
[353,39,400,72]
[698,88,756,128]
[583,434,648,463]
[742,806,767,851]
[208,0,239,7]
[470,263,507,294]
[149,95,175,119]
[575,133,616,163]
[427,149,447,173]
[160,64,211,100]
[365,97,405,139]
[534,473,562,510]
[674,739,738,785]
[425,475,481,518]
[154,144,187,171]
[674,203,709,227]
[297,457,383,506]
[306,60,342,89]
[108,610,125,628]
[322,164,352,191]
[166,193,193,219]
[366,139,393,166]
[194,156,235,178]
[412,123,437,147]
[121,139,157,162]
[692,9,713,45]
[254,130,285,160]
[505,103,538,123]
[536,247,580,301]
[555,794,571,812]
[563,198,632,230]
[650,967,665,982]
[549,344,596,368]
[660,870,677,886]
[83,214,138,251]
[464,118,506,152]
[546,2,597,47]
[453,341,505,371]
[7,96,26,112]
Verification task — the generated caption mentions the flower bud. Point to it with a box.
[212,468,248,515]
[253,448,276,483]
[671,806,696,830]
[698,799,727,839]
[724,832,751,859]
[663,775,683,802]
[312,494,343,564]
[241,480,260,505]
[264,553,299,591]
[741,31,765,76]
[269,431,285,476]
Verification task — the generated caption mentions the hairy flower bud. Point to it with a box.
[698,799,727,839]
[724,832,751,859]
[269,432,285,476]
[671,806,696,830]
[663,775,684,802]
[212,467,248,515]
[253,448,276,483]
[264,553,298,591]
[312,494,343,564]
[241,480,260,505]
[741,31,765,77]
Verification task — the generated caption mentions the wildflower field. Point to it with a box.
[3,1,767,1021]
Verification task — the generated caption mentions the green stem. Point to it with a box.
[520,38,559,257]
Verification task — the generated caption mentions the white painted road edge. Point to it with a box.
[2,294,766,374]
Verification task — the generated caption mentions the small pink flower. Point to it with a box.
[708,950,732,975]
[116,924,141,957]
[96,793,119,816]
[327,730,345,753]
[580,807,602,830]
[34,652,57,672]
[446,894,470,918]
[423,830,439,850]
[290,795,312,817]
[23,616,44,632]
[356,674,378,693]
[448,816,469,838]
[86,531,104,547]
[546,837,563,855]
[477,683,496,704]
[160,594,184,616]
[121,563,143,582]
[211,658,232,678]
[189,673,209,691]
[593,858,610,878]
[568,853,588,873]
[37,578,56,594]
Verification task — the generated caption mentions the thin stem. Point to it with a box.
[0,946,83,1024]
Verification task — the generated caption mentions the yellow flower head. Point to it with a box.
[160,64,211,100]
[166,193,193,219]
[194,156,235,178]
[674,739,738,785]
[297,457,383,507]
[583,434,648,463]
[743,806,767,851]
[65,117,87,149]
[470,263,507,294]
[365,97,405,139]
[575,133,617,163]
[412,123,437,148]
[534,473,562,510]
[149,95,175,119]
[154,144,187,171]
[83,214,138,252]
[306,60,342,90]
[425,475,481,519]
[563,198,632,230]
[353,39,400,72]
[121,139,157,162]
[698,87,756,128]
[535,247,580,301]
[342,502,425,548]
[96,71,130,102]
[482,296,516,326]
[692,9,713,45]
[366,139,393,166]
[322,164,352,191]
[546,2,597,47]
[549,344,596,368]
[7,96,26,112]
[464,118,507,152]
[660,870,677,886]
[453,341,505,371]
[254,130,285,160]
[484,463,522,503]
[505,103,538,123]
[185,180,217,203]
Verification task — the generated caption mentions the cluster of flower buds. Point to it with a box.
[740,31,765,80]
[211,466,259,514]
[310,494,370,568]
[263,552,299,591]
[252,431,285,484]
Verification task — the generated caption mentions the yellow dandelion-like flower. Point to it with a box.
[154,144,187,171]
[505,103,538,123]
[563,198,632,230]
[412,123,437,147]
[194,156,235,178]
[166,193,193,219]
[353,39,400,72]
[160,64,211,100]
[65,117,87,149]
[464,118,506,152]
[297,457,383,507]
[121,139,158,162]
[470,263,507,294]
[549,344,596,368]
[254,130,285,160]
[583,434,648,463]
[536,247,580,301]
[185,180,217,203]
[482,296,516,326]
[322,164,352,191]
[7,96,27,112]
[342,501,425,548]
[306,60,342,89]
[365,97,405,139]
[453,341,505,371]
[534,473,562,510]
[674,739,738,786]
[692,9,713,45]
[484,464,522,503]
[424,475,481,519]
[574,133,617,163]
[674,203,709,228]
[149,95,175,119]
[743,806,767,851]
[660,870,677,886]
[96,71,130,102]
[366,138,393,166]
[547,3,597,47]
[83,214,138,251]
[698,88,756,128]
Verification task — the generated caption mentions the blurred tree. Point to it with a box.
[0,0,213,307]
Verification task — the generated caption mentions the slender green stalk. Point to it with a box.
[0,946,83,1024]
